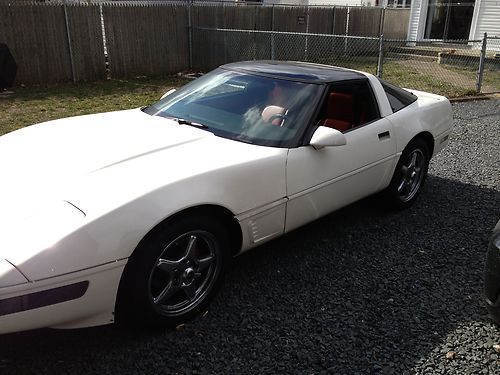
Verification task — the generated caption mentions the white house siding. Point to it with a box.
[470,0,500,40]
[406,0,424,41]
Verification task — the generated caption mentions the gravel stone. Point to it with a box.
[0,99,499,374]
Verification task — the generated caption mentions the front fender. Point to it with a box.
[8,142,288,281]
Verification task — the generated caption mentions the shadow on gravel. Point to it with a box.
[1,175,499,374]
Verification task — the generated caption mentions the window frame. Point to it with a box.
[300,78,382,145]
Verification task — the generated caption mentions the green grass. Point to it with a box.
[0,76,190,136]
[1,63,494,137]
[382,62,477,97]
[324,58,477,97]
[439,64,500,92]
[482,70,500,91]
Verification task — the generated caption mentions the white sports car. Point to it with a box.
[0,61,452,334]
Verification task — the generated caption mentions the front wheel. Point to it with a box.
[383,139,430,210]
[115,215,230,329]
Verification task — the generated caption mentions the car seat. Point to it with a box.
[322,92,355,132]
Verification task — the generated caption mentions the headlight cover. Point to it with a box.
[1,200,86,270]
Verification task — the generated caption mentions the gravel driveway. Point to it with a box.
[1,99,499,374]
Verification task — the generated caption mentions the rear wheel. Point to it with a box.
[116,215,230,328]
[384,139,430,210]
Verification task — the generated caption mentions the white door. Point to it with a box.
[285,118,397,232]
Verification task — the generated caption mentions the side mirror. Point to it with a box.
[160,88,176,100]
[310,126,347,150]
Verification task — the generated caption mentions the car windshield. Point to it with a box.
[142,68,321,147]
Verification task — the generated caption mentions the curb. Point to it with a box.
[449,93,500,103]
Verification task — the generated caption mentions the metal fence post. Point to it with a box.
[476,32,487,94]
[99,3,108,76]
[304,7,309,61]
[331,6,335,35]
[331,6,336,59]
[188,0,193,69]
[344,6,350,56]
[253,5,257,60]
[62,0,76,82]
[379,6,386,39]
[377,34,384,78]
[271,5,275,60]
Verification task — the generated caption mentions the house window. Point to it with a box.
[386,0,412,7]
[424,0,475,41]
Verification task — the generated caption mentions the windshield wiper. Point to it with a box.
[171,118,209,129]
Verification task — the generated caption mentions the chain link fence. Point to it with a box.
[382,39,485,97]
[482,37,500,95]
[192,27,381,74]
[192,27,500,97]
[1,0,498,97]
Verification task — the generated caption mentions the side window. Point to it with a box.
[316,80,380,133]
[385,91,406,112]
[379,79,417,113]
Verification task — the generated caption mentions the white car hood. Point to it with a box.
[0,109,210,224]
[0,108,288,278]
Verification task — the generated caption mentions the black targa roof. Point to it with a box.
[221,61,365,84]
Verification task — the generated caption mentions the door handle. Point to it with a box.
[378,131,390,140]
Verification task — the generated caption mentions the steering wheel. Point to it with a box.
[267,113,287,126]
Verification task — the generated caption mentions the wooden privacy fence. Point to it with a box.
[191,5,408,37]
[103,4,188,78]
[0,1,410,85]
[0,3,105,84]
[190,5,410,71]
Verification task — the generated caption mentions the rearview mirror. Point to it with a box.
[160,88,176,100]
[310,126,347,150]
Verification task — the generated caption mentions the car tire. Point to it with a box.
[383,138,430,210]
[115,214,230,329]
